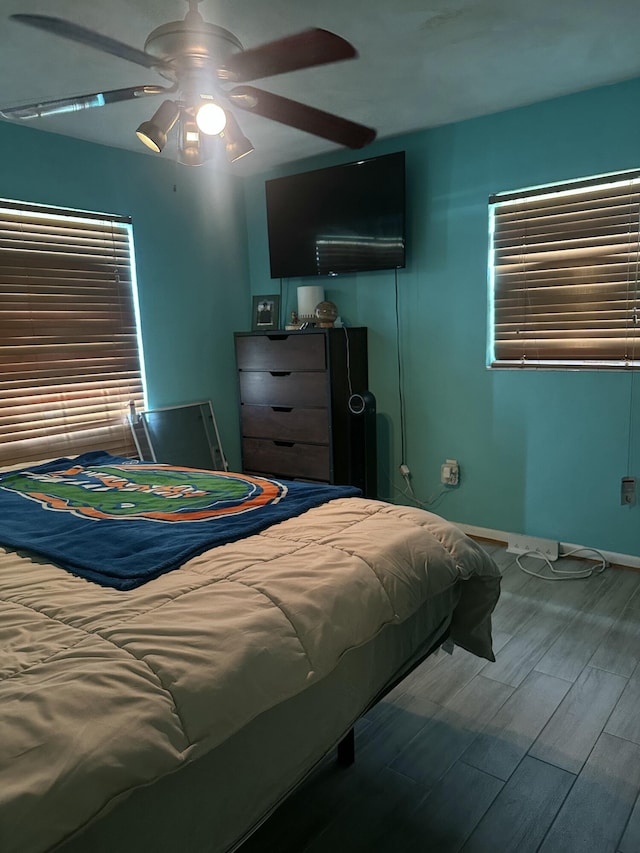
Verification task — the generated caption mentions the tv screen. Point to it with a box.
[265,151,406,279]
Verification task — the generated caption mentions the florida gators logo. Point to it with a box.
[0,463,285,522]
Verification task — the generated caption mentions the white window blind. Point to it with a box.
[0,200,145,466]
[489,170,640,369]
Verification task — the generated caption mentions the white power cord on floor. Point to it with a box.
[516,547,609,580]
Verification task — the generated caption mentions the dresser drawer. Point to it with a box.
[242,438,330,482]
[239,371,328,407]
[241,405,329,444]
[236,333,326,371]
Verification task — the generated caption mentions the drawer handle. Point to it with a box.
[273,440,295,448]
[270,371,291,377]
[267,334,288,341]
[271,406,293,413]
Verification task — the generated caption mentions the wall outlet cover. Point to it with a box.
[441,459,459,485]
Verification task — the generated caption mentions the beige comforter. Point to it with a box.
[0,497,499,853]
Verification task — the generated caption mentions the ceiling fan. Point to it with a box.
[0,0,377,166]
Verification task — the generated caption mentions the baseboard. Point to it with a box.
[456,523,640,571]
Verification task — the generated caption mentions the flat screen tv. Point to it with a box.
[265,151,406,279]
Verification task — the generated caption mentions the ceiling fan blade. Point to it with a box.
[10,14,172,73]
[228,86,376,149]
[0,85,169,121]
[220,28,357,83]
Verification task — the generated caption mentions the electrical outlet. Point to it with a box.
[621,477,636,506]
[507,534,559,560]
[441,459,459,485]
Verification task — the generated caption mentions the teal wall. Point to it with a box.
[3,77,639,557]
[0,121,250,468]
[244,77,640,558]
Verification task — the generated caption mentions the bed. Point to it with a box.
[0,452,500,853]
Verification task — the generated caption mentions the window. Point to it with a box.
[0,199,145,466]
[489,170,640,369]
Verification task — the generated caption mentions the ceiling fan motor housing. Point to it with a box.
[145,20,242,79]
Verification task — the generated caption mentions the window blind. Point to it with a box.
[489,170,640,369]
[0,200,144,466]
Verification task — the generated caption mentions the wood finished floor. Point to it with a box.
[240,543,640,853]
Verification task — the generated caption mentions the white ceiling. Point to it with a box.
[0,0,639,176]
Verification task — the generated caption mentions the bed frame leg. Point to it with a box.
[337,727,355,767]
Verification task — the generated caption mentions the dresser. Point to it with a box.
[234,327,370,488]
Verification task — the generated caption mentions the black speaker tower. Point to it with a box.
[347,391,377,499]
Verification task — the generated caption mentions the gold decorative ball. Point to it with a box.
[315,300,338,327]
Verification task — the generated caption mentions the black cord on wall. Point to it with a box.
[394,267,407,464]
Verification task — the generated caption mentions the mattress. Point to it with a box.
[0,491,500,853]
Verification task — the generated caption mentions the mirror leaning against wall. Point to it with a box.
[129,400,228,472]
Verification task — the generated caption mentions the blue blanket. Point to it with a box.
[0,452,361,590]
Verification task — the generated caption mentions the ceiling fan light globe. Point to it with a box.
[179,148,205,166]
[220,109,253,163]
[178,114,207,165]
[135,122,165,152]
[226,138,254,163]
[196,102,226,135]
[135,99,180,153]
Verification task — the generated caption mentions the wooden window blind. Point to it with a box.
[0,200,144,466]
[489,170,640,369]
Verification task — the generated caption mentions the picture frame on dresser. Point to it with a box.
[251,294,280,331]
